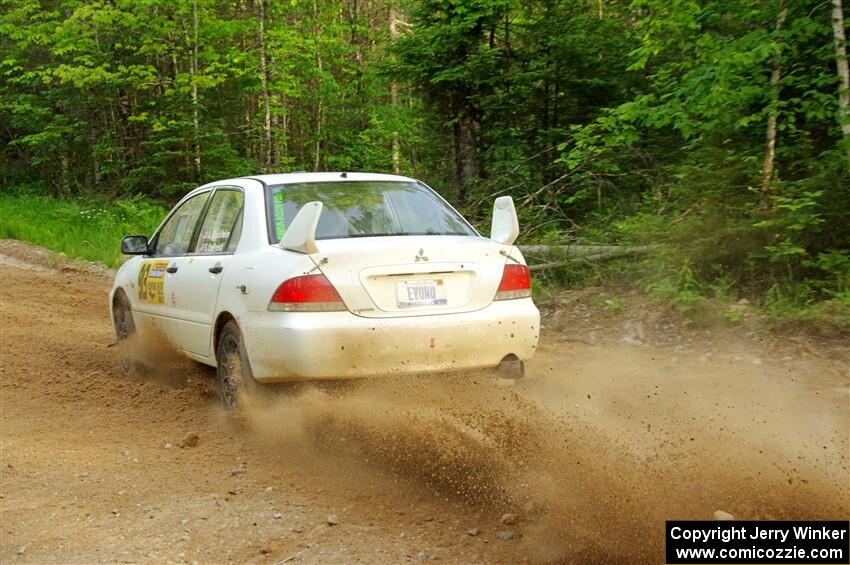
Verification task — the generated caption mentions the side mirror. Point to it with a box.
[121,235,150,255]
[490,196,519,245]
[278,201,323,254]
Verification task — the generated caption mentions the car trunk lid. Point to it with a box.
[309,236,508,318]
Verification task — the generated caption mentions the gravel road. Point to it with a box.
[1,245,847,563]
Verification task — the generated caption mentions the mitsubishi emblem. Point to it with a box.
[415,248,429,262]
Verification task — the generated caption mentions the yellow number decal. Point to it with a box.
[137,260,169,304]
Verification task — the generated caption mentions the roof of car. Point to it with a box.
[242,172,419,185]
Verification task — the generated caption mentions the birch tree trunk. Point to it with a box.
[312,0,324,171]
[389,4,400,174]
[760,0,787,210]
[257,0,273,172]
[190,0,201,182]
[281,94,288,164]
[831,0,850,173]
[271,92,282,167]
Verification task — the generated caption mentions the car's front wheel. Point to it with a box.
[216,320,260,410]
[112,291,136,374]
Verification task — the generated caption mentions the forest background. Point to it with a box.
[1,0,848,328]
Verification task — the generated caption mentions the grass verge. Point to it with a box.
[0,195,166,268]
[532,254,849,335]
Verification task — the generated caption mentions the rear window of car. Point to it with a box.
[265,180,477,242]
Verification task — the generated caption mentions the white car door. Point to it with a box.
[165,187,244,358]
[134,190,211,336]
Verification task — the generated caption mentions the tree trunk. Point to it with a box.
[190,0,201,182]
[272,93,282,167]
[244,103,253,162]
[89,122,101,190]
[455,114,481,204]
[348,0,364,94]
[760,0,787,210]
[238,0,254,164]
[389,4,400,174]
[58,152,71,196]
[257,0,273,171]
[281,94,288,165]
[831,0,850,172]
[312,0,324,171]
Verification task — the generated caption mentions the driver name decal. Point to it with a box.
[137,260,169,304]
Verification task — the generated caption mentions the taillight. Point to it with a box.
[495,264,531,300]
[268,274,346,312]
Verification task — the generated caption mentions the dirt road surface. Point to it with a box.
[1,243,848,563]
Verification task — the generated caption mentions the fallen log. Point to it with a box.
[519,244,659,256]
[518,244,661,271]
[519,244,628,256]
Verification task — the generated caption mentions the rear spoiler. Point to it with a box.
[276,201,322,254]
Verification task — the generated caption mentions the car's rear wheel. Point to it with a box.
[216,320,260,410]
[112,291,135,374]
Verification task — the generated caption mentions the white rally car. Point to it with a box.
[110,173,539,408]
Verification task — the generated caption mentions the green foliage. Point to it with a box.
[0,194,166,267]
[393,0,639,205]
[723,307,745,323]
[643,261,707,314]
[598,296,625,313]
[538,0,849,326]
[0,0,848,326]
[756,249,850,329]
[0,0,435,198]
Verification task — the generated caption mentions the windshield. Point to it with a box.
[265,180,477,242]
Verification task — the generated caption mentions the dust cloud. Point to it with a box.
[226,346,849,563]
[115,322,205,389]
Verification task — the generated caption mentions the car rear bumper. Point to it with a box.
[240,299,540,381]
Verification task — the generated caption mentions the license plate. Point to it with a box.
[396,278,447,308]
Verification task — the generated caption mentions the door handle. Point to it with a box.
[166,264,178,274]
[209,263,223,274]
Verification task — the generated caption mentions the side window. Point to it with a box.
[155,192,210,256]
[195,189,244,254]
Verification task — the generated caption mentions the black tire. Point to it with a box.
[216,320,259,410]
[112,291,136,374]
